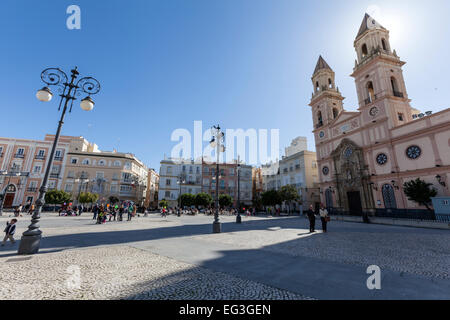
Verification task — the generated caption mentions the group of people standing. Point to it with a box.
[92,203,137,224]
[306,204,330,233]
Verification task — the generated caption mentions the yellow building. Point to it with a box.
[59,136,148,206]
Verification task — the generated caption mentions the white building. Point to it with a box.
[158,157,203,207]
[284,136,308,157]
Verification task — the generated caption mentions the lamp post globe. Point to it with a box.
[36,87,53,102]
[80,96,95,111]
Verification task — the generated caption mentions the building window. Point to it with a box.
[67,171,75,178]
[17,148,25,155]
[376,153,388,165]
[98,160,106,166]
[82,159,90,165]
[398,113,404,121]
[64,184,73,192]
[33,165,42,173]
[317,111,323,127]
[406,145,421,160]
[361,43,368,57]
[333,108,339,119]
[113,160,121,167]
[382,184,397,209]
[166,179,171,186]
[71,158,78,164]
[122,172,131,182]
[167,166,172,174]
[381,39,387,51]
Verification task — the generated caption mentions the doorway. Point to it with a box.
[4,193,15,208]
[347,191,362,216]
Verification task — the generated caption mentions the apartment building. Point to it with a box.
[202,159,253,207]
[261,137,320,211]
[60,136,148,206]
[158,158,203,207]
[145,168,159,208]
[0,135,71,208]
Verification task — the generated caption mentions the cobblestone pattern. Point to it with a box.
[189,218,450,280]
[0,246,312,300]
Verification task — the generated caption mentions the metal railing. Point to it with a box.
[35,155,46,160]
[328,207,438,221]
[27,187,38,192]
[14,154,25,158]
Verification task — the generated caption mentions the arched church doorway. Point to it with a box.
[347,191,363,216]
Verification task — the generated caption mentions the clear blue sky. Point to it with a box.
[1,0,449,170]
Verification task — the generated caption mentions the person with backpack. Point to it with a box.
[2,219,18,246]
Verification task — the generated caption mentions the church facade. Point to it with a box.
[309,13,450,216]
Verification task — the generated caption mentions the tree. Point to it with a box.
[403,178,437,211]
[280,185,300,213]
[159,199,168,208]
[109,196,120,204]
[219,194,233,208]
[180,193,195,207]
[45,190,72,209]
[194,192,213,208]
[78,192,99,205]
[261,190,281,207]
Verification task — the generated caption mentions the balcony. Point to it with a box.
[50,173,60,178]
[393,91,404,98]
[27,187,38,192]
[54,156,63,161]
[35,155,46,160]
[14,154,25,159]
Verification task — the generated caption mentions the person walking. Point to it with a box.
[2,219,18,246]
[119,205,124,221]
[93,204,99,220]
[319,204,329,233]
[127,205,133,221]
[306,205,316,233]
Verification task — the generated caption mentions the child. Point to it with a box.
[2,219,18,246]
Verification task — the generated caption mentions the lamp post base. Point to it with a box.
[212,221,221,233]
[18,234,42,255]
[236,215,242,224]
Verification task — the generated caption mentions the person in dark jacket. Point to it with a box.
[2,219,18,246]
[306,205,316,233]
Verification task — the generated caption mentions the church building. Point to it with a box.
[309,13,450,215]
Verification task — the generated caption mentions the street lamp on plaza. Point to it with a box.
[210,125,225,233]
[18,67,101,255]
[236,157,242,224]
[177,177,186,209]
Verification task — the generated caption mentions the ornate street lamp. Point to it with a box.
[18,67,101,255]
[210,125,225,233]
[236,157,242,224]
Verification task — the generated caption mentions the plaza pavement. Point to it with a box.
[0,212,449,300]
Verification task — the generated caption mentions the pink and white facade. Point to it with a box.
[309,14,450,215]
[0,135,70,208]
